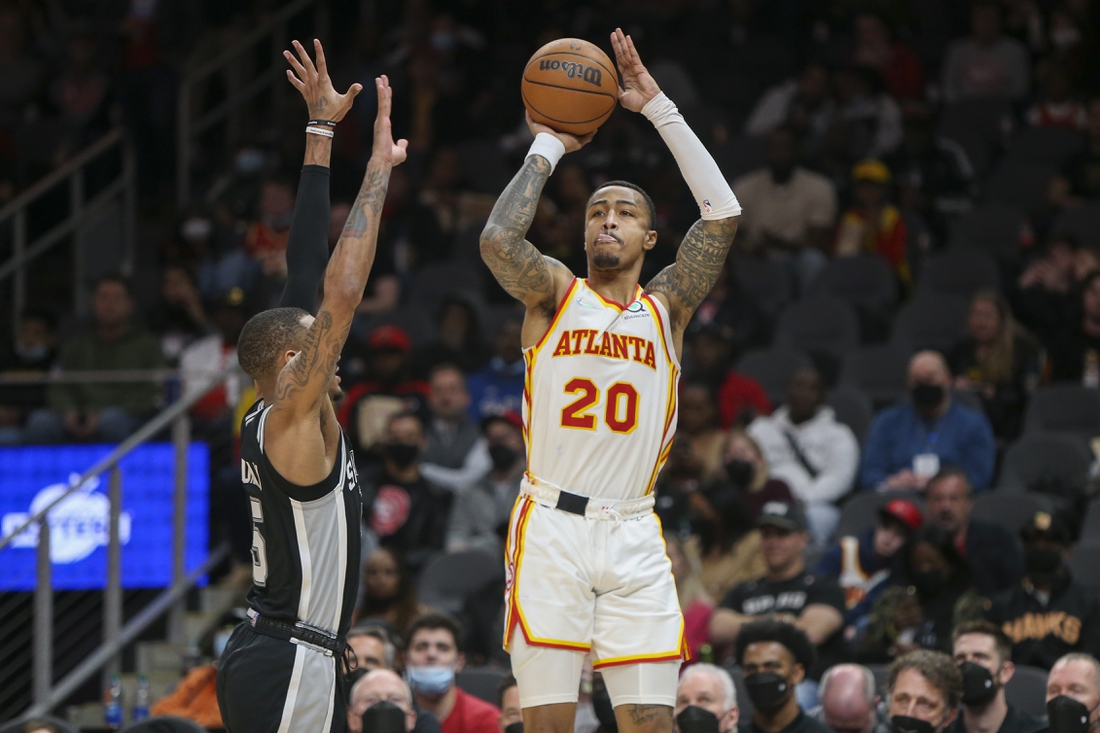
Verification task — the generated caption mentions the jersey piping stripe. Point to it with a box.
[331,439,349,632]
[641,294,680,370]
[528,278,579,355]
[276,644,307,733]
[292,501,313,621]
[580,279,644,312]
[502,496,534,650]
[643,367,679,495]
[522,353,534,466]
[257,404,271,454]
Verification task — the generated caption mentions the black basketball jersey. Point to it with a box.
[239,399,362,637]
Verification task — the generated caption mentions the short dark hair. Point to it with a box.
[406,611,466,653]
[590,180,657,230]
[925,466,972,498]
[953,620,1012,665]
[889,650,963,710]
[95,273,133,298]
[237,307,310,381]
[498,673,518,708]
[734,619,816,671]
[348,623,399,669]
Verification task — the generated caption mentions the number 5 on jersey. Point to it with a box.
[560,377,639,434]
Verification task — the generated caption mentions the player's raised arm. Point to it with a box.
[279,39,361,312]
[272,76,407,415]
[610,29,742,333]
[480,116,593,319]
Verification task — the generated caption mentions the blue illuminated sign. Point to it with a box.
[0,443,209,590]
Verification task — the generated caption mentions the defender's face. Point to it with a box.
[584,186,655,272]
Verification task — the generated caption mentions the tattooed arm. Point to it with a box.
[480,116,591,344]
[645,217,739,331]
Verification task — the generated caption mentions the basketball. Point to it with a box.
[521,38,619,136]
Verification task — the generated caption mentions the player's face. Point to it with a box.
[498,686,522,733]
[890,668,955,730]
[584,186,655,273]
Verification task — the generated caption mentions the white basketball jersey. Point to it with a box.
[523,278,680,501]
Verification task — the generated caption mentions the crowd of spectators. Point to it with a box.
[9,0,1100,727]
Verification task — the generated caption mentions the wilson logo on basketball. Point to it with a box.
[538,59,603,86]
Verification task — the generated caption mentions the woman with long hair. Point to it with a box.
[354,547,430,636]
[949,288,1041,439]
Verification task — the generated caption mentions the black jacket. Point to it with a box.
[966,519,1025,598]
[988,571,1100,669]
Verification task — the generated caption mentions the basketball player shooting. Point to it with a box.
[482,28,741,733]
[215,66,407,733]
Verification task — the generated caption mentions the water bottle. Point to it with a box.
[698,643,714,665]
[104,674,123,729]
[133,674,150,721]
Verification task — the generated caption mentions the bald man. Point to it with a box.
[859,350,995,492]
[348,670,418,733]
[812,665,889,733]
[1046,653,1100,733]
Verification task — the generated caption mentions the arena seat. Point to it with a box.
[808,255,898,312]
[947,202,1027,267]
[1002,127,1083,169]
[1023,385,1100,438]
[971,492,1054,538]
[736,347,811,406]
[890,293,969,354]
[1083,500,1100,541]
[407,261,485,312]
[120,716,207,733]
[731,257,794,317]
[1005,665,1053,717]
[984,161,1057,217]
[417,550,505,616]
[1068,540,1100,598]
[867,663,889,695]
[825,387,874,444]
[835,491,927,540]
[456,666,509,705]
[937,98,1013,178]
[1051,201,1100,246]
[917,248,1001,298]
[775,297,860,357]
[998,432,1092,496]
[839,344,912,407]
[721,663,754,720]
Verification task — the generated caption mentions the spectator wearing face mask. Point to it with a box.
[1045,653,1100,733]
[860,351,995,492]
[687,473,769,602]
[497,675,522,733]
[446,412,524,555]
[886,650,962,733]
[988,512,1100,670]
[722,430,796,520]
[674,663,740,733]
[734,620,832,733]
[951,621,1046,733]
[347,669,419,733]
[816,499,923,635]
[362,412,451,574]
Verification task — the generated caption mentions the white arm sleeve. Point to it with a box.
[641,92,741,220]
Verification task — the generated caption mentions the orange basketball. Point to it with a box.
[522,38,619,136]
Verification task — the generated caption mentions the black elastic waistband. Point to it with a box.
[555,490,589,516]
[249,613,346,655]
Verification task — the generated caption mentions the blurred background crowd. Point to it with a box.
[5,0,1100,727]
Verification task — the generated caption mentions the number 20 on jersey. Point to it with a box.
[560,378,639,434]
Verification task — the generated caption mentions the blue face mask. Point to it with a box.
[407,665,455,697]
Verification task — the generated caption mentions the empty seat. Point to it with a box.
[1051,202,1100,246]
[417,550,505,615]
[731,257,794,316]
[938,99,1013,178]
[1067,540,1100,596]
[808,255,898,311]
[918,248,1001,298]
[835,491,926,539]
[971,491,1054,537]
[407,261,486,311]
[1024,386,1100,438]
[736,347,811,405]
[947,203,1027,266]
[840,343,913,406]
[774,297,860,356]
[457,667,509,705]
[998,432,1092,495]
[891,293,970,353]
[1005,665,1055,718]
[985,161,1057,217]
[826,387,875,444]
[1083,499,1100,541]
[1003,127,1083,168]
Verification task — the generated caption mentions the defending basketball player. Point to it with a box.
[215,68,407,733]
[481,28,741,733]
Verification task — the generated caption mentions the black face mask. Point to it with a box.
[891,715,936,733]
[959,662,998,705]
[1048,696,1095,733]
[593,684,617,730]
[744,672,790,712]
[505,723,525,733]
[385,443,419,469]
[677,706,720,733]
[911,568,946,597]
[724,459,755,487]
[489,444,519,472]
[1025,548,1064,582]
[911,383,945,410]
[362,701,406,733]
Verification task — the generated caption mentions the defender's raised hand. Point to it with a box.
[610,28,661,113]
[372,75,408,167]
[284,39,361,122]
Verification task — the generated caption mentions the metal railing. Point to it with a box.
[0,128,135,324]
[0,365,239,717]
[176,0,327,207]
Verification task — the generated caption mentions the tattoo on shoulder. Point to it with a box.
[272,309,350,406]
[647,217,738,329]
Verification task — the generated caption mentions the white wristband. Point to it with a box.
[525,133,566,174]
[305,125,334,138]
[641,92,741,220]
